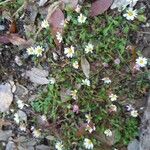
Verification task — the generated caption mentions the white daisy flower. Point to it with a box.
[70,90,77,100]
[14,113,20,124]
[131,110,138,117]
[41,115,47,122]
[102,77,111,84]
[16,100,25,109]
[19,123,26,131]
[49,77,56,84]
[123,8,138,21]
[34,46,44,57]
[109,104,117,112]
[64,46,75,58]
[85,124,96,133]
[104,129,112,137]
[32,129,41,138]
[55,141,64,150]
[78,13,87,24]
[27,47,35,55]
[41,19,49,28]
[109,94,118,101]
[82,79,90,86]
[56,32,63,43]
[83,138,94,149]
[85,114,92,123]
[75,4,82,13]
[53,52,58,61]
[73,61,79,69]
[136,56,147,67]
[85,43,94,53]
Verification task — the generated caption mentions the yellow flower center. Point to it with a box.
[87,140,92,145]
[68,48,73,54]
[128,11,133,16]
[37,49,42,54]
[140,60,144,64]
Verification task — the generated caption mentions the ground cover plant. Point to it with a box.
[0,0,149,150]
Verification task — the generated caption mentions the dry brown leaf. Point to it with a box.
[90,0,113,17]
[8,34,27,45]
[0,35,10,44]
[9,20,17,33]
[81,56,90,78]
[48,8,64,47]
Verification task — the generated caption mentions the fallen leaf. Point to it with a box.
[9,20,17,33]
[8,34,27,45]
[25,67,50,85]
[81,56,90,78]
[8,34,32,48]
[48,8,64,29]
[90,0,113,17]
[0,83,13,112]
[0,35,10,44]
[0,34,32,47]
[47,8,64,47]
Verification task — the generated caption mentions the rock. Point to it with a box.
[128,139,139,150]
[36,144,50,150]
[14,136,37,149]
[0,25,5,31]
[15,84,28,99]
[0,130,13,142]
[38,0,48,6]
[25,67,50,85]
[0,83,13,112]
[6,140,17,150]
[15,56,23,66]
[142,47,150,58]
[18,110,27,123]
[139,95,150,150]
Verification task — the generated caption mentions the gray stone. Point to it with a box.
[139,95,150,150]
[0,25,5,31]
[0,130,13,142]
[36,144,50,150]
[25,67,50,85]
[0,83,13,112]
[128,139,139,150]
[6,141,16,150]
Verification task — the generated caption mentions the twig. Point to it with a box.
[34,27,43,41]
[12,1,27,17]
[0,0,11,5]
[138,31,150,35]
